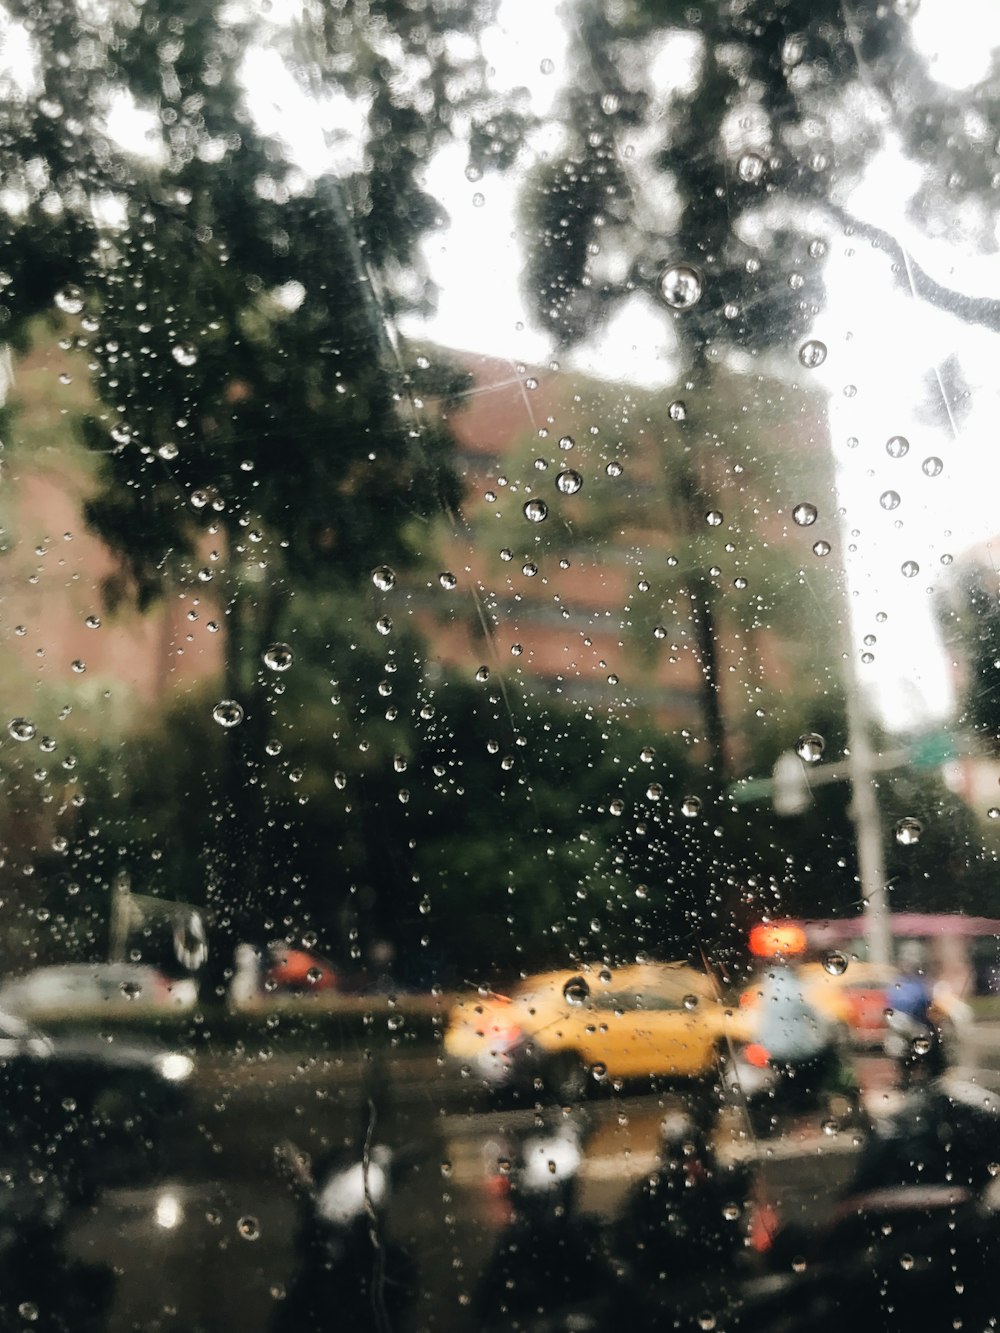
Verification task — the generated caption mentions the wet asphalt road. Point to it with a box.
[57,1047,919,1333]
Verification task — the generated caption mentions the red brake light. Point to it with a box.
[744,1042,770,1068]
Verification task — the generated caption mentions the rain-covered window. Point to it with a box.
[2,0,1000,1329]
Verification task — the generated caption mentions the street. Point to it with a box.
[50,1028,1000,1333]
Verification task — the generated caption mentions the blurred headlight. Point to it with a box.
[158,1052,194,1082]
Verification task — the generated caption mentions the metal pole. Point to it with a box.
[844,668,893,966]
[109,869,131,962]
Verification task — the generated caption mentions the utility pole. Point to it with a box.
[844,668,893,967]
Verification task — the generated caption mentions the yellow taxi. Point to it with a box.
[445,961,751,1097]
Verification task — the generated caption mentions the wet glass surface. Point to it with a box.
[2,0,1000,1329]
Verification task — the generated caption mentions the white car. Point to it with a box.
[0,964,197,1018]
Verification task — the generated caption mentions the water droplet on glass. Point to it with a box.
[737,152,765,184]
[808,238,827,259]
[823,950,849,976]
[475,666,490,682]
[85,615,101,629]
[8,718,35,742]
[879,490,901,511]
[605,460,623,478]
[372,565,396,590]
[439,571,457,590]
[559,435,574,451]
[657,263,704,310]
[681,795,702,818]
[696,1313,717,1332]
[812,540,831,557]
[886,435,909,458]
[237,1216,260,1241]
[668,400,687,421]
[796,732,825,763]
[895,816,923,845]
[555,470,583,495]
[798,339,827,368]
[912,1034,932,1056]
[653,625,667,639]
[899,1253,914,1271]
[640,746,655,763]
[706,510,723,527]
[523,499,548,523]
[922,456,943,477]
[54,285,84,315]
[609,798,625,816]
[171,341,198,366]
[120,979,142,1000]
[376,616,392,635]
[263,643,294,672]
[792,502,818,527]
[522,562,537,577]
[683,993,699,1011]
[190,489,210,510]
[821,1118,840,1136]
[213,700,244,728]
[17,1301,38,1322]
[591,1061,608,1082]
[539,57,554,74]
[563,976,590,1006]
[900,560,920,578]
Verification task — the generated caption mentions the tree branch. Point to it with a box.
[825,200,1000,334]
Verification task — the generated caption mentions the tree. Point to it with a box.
[0,0,512,930]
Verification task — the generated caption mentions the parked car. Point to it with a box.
[0,1007,194,1196]
[445,961,750,1100]
[0,963,197,1019]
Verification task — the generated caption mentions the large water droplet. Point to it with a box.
[157,442,179,461]
[439,571,457,590]
[562,975,590,1006]
[900,560,920,578]
[894,816,923,846]
[812,540,831,557]
[798,339,827,369]
[796,732,825,763]
[668,400,687,421]
[371,565,396,590]
[263,643,294,672]
[922,456,943,477]
[172,341,199,367]
[899,1253,914,1272]
[658,263,703,310]
[879,490,901,511]
[823,950,849,976]
[212,699,244,728]
[706,510,724,527]
[792,502,818,527]
[640,746,655,763]
[680,795,702,818]
[237,1216,260,1241]
[54,284,84,315]
[683,993,699,1011]
[523,499,548,523]
[7,718,36,742]
[555,469,582,495]
[885,435,909,458]
[737,152,765,184]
